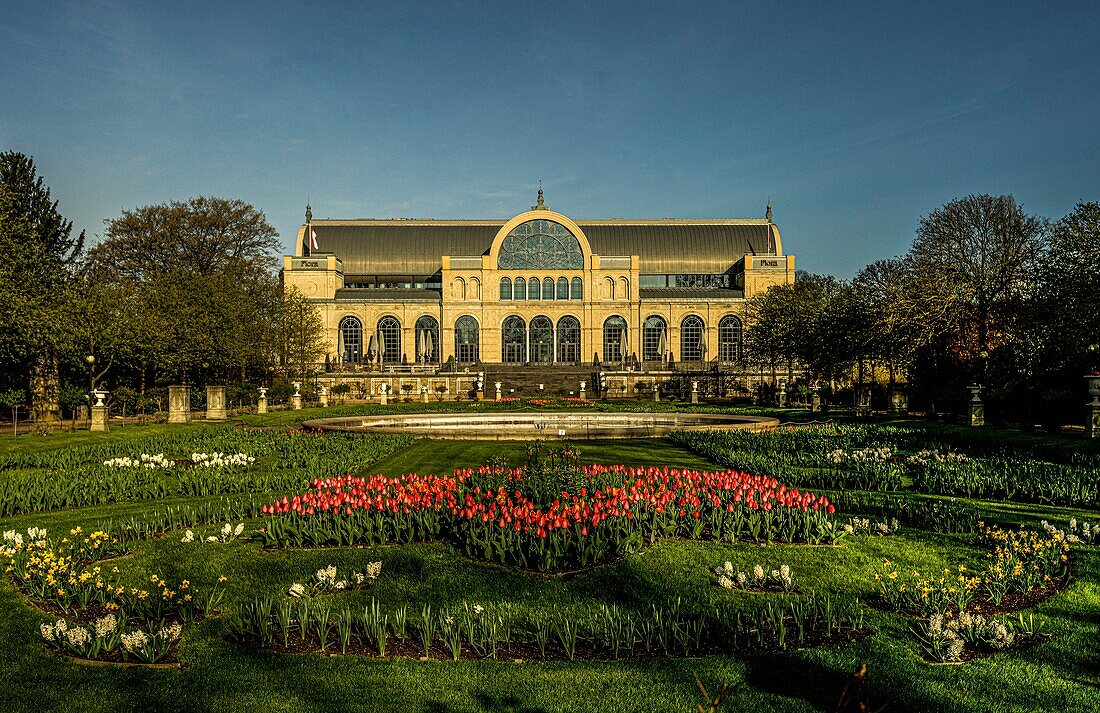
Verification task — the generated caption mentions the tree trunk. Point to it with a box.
[29,353,60,422]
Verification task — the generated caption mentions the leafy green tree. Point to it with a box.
[0,153,84,418]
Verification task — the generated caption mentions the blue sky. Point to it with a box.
[2,1,1097,277]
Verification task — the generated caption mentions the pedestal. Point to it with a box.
[777,388,787,408]
[967,385,984,427]
[855,386,872,418]
[206,385,226,420]
[319,387,329,408]
[888,388,908,417]
[90,405,109,432]
[290,395,302,410]
[257,387,268,414]
[579,388,586,401]
[168,386,191,423]
[1088,404,1100,439]
[811,391,821,413]
[421,388,429,403]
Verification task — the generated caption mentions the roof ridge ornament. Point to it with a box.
[765,198,773,223]
[305,198,313,224]
[531,182,549,211]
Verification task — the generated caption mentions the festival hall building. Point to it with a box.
[282,191,794,373]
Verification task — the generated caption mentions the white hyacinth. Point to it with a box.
[180,530,195,543]
[65,626,91,648]
[752,564,765,582]
[94,614,118,638]
[121,630,150,652]
[189,452,255,469]
[717,575,734,590]
[288,582,306,598]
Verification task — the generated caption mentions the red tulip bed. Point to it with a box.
[257,465,841,571]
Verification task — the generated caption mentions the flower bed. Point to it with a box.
[229,591,868,661]
[257,465,840,571]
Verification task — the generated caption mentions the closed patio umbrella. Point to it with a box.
[619,327,628,362]
[424,330,435,363]
[657,328,668,363]
[377,330,386,361]
[699,334,707,361]
[367,332,378,362]
[337,329,345,364]
[417,329,426,362]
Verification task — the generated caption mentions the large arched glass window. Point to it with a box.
[529,316,554,365]
[642,315,667,362]
[718,315,743,363]
[680,315,705,362]
[499,277,512,301]
[602,316,627,363]
[513,277,526,301]
[338,316,362,364]
[528,276,540,300]
[570,277,582,300]
[414,315,440,364]
[497,219,584,269]
[543,277,555,300]
[502,316,527,364]
[376,316,402,364]
[455,316,479,364]
[556,316,580,364]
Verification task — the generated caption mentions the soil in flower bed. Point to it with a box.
[924,633,1053,665]
[50,641,183,667]
[237,627,876,662]
[875,575,1072,619]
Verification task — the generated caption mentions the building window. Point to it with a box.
[680,315,705,362]
[556,315,580,364]
[497,219,584,270]
[502,316,526,364]
[529,315,554,365]
[556,276,568,300]
[455,316,479,364]
[543,277,555,300]
[603,316,627,363]
[514,277,526,301]
[718,315,743,363]
[528,276,541,300]
[604,277,615,300]
[642,315,667,362]
[499,277,512,301]
[414,315,440,364]
[338,316,362,364]
[375,316,402,364]
[570,277,582,300]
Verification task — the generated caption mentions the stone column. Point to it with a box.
[810,386,821,414]
[653,381,660,402]
[494,382,502,401]
[691,381,699,405]
[168,386,191,423]
[206,385,226,420]
[888,386,908,417]
[579,381,586,401]
[420,385,429,403]
[257,387,268,414]
[90,390,109,432]
[855,385,872,418]
[1085,376,1100,438]
[967,385,984,427]
[777,382,787,408]
[290,381,302,411]
[319,386,329,408]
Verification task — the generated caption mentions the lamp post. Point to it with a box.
[85,354,95,393]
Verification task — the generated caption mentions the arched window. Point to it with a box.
[604,277,615,300]
[543,277,555,300]
[414,315,440,364]
[643,315,667,362]
[618,277,629,301]
[528,276,541,300]
[499,277,512,301]
[556,316,580,364]
[455,316,479,364]
[529,316,554,365]
[602,316,627,363]
[719,315,743,363]
[497,219,583,269]
[513,277,526,301]
[469,277,481,300]
[570,277,583,300]
[680,315,705,362]
[375,316,402,364]
[502,316,527,363]
[338,316,362,364]
[451,278,465,300]
[556,276,569,300]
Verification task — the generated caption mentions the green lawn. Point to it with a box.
[0,412,1097,712]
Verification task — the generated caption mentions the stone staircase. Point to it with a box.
[483,365,599,399]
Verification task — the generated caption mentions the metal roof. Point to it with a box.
[638,287,746,301]
[305,220,776,275]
